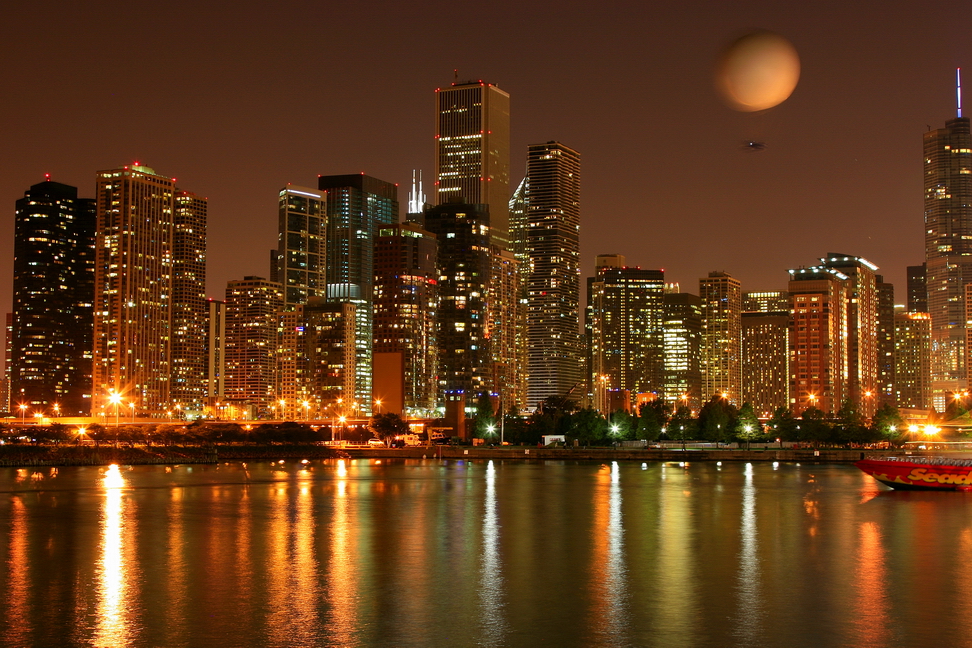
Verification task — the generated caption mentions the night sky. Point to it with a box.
[2,0,971,335]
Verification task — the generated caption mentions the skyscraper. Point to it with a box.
[372,222,439,415]
[275,185,327,309]
[424,199,493,404]
[11,179,95,415]
[662,293,702,411]
[699,271,742,404]
[223,276,282,416]
[170,190,208,410]
[787,266,848,415]
[742,311,790,418]
[93,165,205,415]
[821,253,879,417]
[924,107,972,408]
[318,173,398,415]
[520,142,583,408]
[586,255,666,409]
[895,309,932,409]
[876,276,896,407]
[434,80,510,248]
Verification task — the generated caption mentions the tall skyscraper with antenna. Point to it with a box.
[924,69,972,408]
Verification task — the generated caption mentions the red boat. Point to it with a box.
[856,457,972,491]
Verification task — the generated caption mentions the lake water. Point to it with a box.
[0,458,970,647]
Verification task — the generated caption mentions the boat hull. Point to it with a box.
[856,458,972,491]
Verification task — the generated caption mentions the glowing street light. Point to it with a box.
[108,391,123,427]
[19,404,27,426]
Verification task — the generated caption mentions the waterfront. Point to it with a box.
[1,459,971,647]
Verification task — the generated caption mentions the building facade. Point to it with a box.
[924,115,972,408]
[372,222,439,415]
[11,179,95,415]
[699,271,742,404]
[319,173,398,416]
[170,190,208,410]
[787,266,848,415]
[662,293,702,411]
[742,311,790,418]
[434,80,510,248]
[223,276,283,416]
[92,165,205,415]
[276,185,327,309]
[895,309,932,409]
[586,255,666,410]
[521,142,583,408]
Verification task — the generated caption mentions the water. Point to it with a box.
[1,458,971,647]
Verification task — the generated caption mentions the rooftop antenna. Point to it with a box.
[958,67,963,118]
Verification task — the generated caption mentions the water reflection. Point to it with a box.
[590,461,629,646]
[94,464,131,647]
[4,497,29,645]
[654,462,698,646]
[478,460,508,644]
[733,463,763,643]
[326,459,358,645]
[853,521,889,646]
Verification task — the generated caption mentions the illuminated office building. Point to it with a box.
[223,276,282,415]
[490,247,526,409]
[319,173,398,415]
[907,263,927,312]
[11,179,95,415]
[787,266,848,415]
[662,293,702,411]
[743,291,788,313]
[699,271,742,404]
[275,185,326,309]
[895,309,932,409]
[520,142,583,408]
[586,255,665,409]
[876,276,896,406]
[434,80,510,248]
[372,222,439,415]
[206,299,225,403]
[1,313,10,414]
[93,164,205,415]
[424,200,493,405]
[924,109,972,409]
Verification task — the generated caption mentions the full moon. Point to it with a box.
[716,31,800,112]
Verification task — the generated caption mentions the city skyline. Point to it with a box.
[4,1,971,330]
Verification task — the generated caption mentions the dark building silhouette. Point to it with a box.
[11,179,95,415]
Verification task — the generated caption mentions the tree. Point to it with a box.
[637,400,669,441]
[471,393,496,438]
[767,406,797,442]
[371,413,408,445]
[668,405,696,447]
[870,402,905,445]
[799,407,831,446]
[834,399,874,445]
[568,408,606,446]
[607,409,635,441]
[734,403,762,449]
[698,394,737,446]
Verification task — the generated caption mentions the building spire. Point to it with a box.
[408,170,426,215]
[958,67,963,118]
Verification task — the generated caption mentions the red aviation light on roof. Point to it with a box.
[44,173,51,181]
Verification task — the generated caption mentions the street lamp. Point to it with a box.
[279,399,286,420]
[375,399,382,415]
[129,402,136,425]
[19,404,27,426]
[108,392,122,427]
[302,400,310,421]
[52,403,60,419]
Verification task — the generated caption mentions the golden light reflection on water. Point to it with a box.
[94,464,131,648]
[733,463,764,644]
[654,463,697,647]
[4,497,29,645]
[853,521,889,646]
[589,462,629,646]
[477,460,508,645]
[326,459,358,645]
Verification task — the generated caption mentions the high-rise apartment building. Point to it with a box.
[876,276,896,406]
[276,185,327,309]
[223,276,282,416]
[662,293,702,411]
[699,272,742,404]
[434,81,510,248]
[519,142,583,408]
[490,248,526,409]
[1,313,11,414]
[170,190,208,410]
[93,165,205,415]
[372,222,439,415]
[787,266,848,415]
[319,174,398,415]
[206,299,226,403]
[11,179,95,415]
[424,200,493,405]
[895,309,932,409]
[924,111,972,408]
[586,255,666,409]
[742,311,790,418]
[821,254,879,417]
[743,291,789,313]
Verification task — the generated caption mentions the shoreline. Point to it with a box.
[0,443,912,467]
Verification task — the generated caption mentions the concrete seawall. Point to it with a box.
[344,446,884,463]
